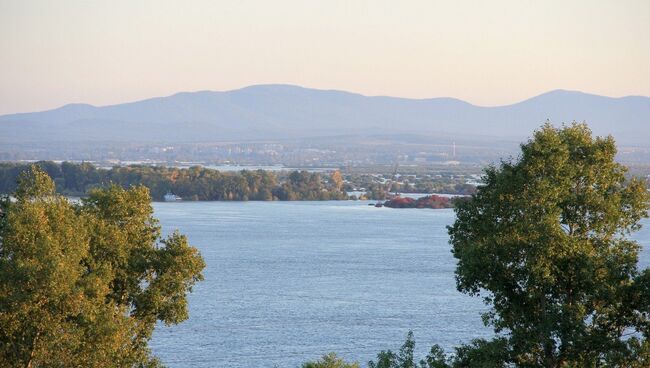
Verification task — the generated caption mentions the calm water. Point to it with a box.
[149,201,650,367]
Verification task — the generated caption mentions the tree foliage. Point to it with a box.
[448,123,650,366]
[330,170,344,192]
[367,331,506,368]
[0,166,205,367]
[0,163,348,201]
[302,352,360,368]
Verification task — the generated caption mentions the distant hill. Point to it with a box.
[1,84,649,145]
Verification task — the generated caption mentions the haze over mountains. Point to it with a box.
[1,84,649,146]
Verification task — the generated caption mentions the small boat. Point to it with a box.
[164,192,182,202]
[374,202,383,208]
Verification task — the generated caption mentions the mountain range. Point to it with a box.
[1,84,649,146]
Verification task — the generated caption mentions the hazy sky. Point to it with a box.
[1,0,649,114]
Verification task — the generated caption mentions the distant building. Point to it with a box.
[164,192,182,201]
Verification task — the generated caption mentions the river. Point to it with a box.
[149,200,650,367]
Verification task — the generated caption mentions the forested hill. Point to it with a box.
[1,85,649,146]
[0,162,348,201]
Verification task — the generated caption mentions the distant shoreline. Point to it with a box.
[0,161,478,202]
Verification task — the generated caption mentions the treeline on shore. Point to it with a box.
[0,161,348,201]
[381,195,458,209]
[351,177,476,200]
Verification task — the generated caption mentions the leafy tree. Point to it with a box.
[365,183,389,200]
[448,124,650,366]
[451,338,509,368]
[330,170,345,192]
[367,331,486,368]
[368,331,446,368]
[418,345,449,368]
[0,166,205,367]
[302,352,360,368]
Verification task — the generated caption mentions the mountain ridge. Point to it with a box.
[2,84,649,146]
[8,84,646,114]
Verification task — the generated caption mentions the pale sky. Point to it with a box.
[1,0,649,115]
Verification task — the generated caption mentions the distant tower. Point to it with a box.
[452,142,456,158]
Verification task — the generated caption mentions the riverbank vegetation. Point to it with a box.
[381,195,456,209]
[0,162,348,201]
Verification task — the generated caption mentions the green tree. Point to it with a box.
[365,183,388,200]
[0,166,205,367]
[450,338,508,368]
[368,331,431,368]
[302,352,360,368]
[367,331,459,368]
[448,124,650,366]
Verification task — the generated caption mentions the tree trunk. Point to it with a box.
[25,330,40,368]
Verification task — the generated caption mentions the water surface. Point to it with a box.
[150,201,650,367]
